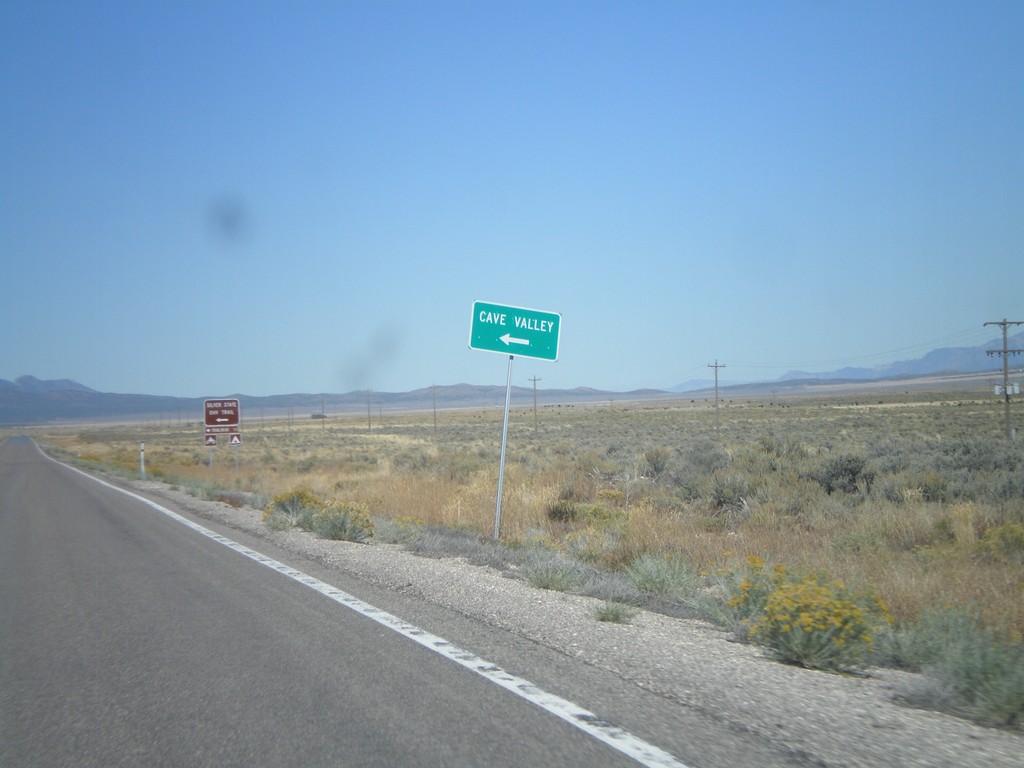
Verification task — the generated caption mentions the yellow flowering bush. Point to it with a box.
[725,555,789,628]
[311,501,374,543]
[262,489,373,542]
[727,556,892,671]
[750,575,887,671]
[263,487,324,526]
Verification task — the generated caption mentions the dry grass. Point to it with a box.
[25,389,1024,639]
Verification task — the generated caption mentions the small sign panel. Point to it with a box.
[469,300,561,361]
[205,399,240,427]
[204,398,240,444]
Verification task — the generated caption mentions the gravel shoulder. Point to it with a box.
[128,477,1023,768]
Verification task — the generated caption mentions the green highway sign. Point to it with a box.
[469,300,561,361]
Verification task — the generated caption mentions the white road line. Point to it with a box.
[51,454,691,768]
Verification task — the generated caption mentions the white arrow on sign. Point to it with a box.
[216,418,231,423]
[500,333,530,347]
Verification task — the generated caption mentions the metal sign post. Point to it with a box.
[470,301,561,540]
[493,355,514,540]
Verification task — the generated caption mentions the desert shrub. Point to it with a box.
[874,471,930,505]
[675,559,769,630]
[373,515,421,544]
[291,509,317,531]
[294,456,316,472]
[212,490,248,508]
[143,464,169,480]
[520,549,587,592]
[594,601,638,624]
[393,448,437,473]
[937,439,1020,474]
[724,556,788,629]
[263,487,324,527]
[625,554,699,599]
[727,557,891,671]
[264,513,293,532]
[939,467,1023,504]
[680,439,730,475]
[812,453,874,495]
[596,488,626,506]
[756,433,789,458]
[641,447,672,478]
[914,470,949,502]
[547,498,580,522]
[563,526,623,567]
[706,470,753,512]
[925,503,977,550]
[983,469,1024,502]
[406,525,508,568]
[875,609,982,671]
[582,501,627,524]
[578,570,644,605]
[311,502,374,543]
[832,531,884,554]
[867,437,912,473]
[688,465,778,523]
[547,482,621,524]
[949,503,978,547]
[879,609,1024,728]
[526,565,582,591]
[74,451,106,466]
[757,433,808,465]
[574,451,619,481]
[978,522,1024,563]
[772,476,827,520]
[967,649,1024,728]
[748,575,886,671]
[557,482,589,503]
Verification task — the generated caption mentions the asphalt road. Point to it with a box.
[0,437,789,768]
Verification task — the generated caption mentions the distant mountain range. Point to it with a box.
[2,332,1019,425]
[1,375,97,394]
[671,331,1022,392]
[0,376,666,426]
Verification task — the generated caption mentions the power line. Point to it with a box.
[431,384,437,439]
[529,376,541,433]
[983,319,1023,440]
[707,360,725,432]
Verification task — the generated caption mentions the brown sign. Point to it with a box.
[204,399,240,427]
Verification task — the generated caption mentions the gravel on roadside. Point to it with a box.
[131,478,1024,768]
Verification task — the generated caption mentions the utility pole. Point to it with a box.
[708,360,725,432]
[529,376,541,433]
[984,319,1023,440]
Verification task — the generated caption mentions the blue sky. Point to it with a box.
[2,1,1021,397]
